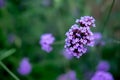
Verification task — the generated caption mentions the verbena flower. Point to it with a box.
[93,32,105,46]
[76,16,95,27]
[96,60,110,72]
[57,70,77,80]
[39,33,55,53]
[91,71,114,80]
[65,24,94,58]
[17,58,32,75]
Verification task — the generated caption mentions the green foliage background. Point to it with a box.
[0,0,120,80]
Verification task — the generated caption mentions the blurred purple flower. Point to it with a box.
[17,58,32,75]
[93,32,102,40]
[91,71,114,80]
[65,24,94,58]
[39,33,55,53]
[93,32,106,46]
[62,49,73,60]
[0,0,5,8]
[96,60,110,72]
[57,70,77,80]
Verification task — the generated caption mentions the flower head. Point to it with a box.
[76,16,95,27]
[57,70,77,80]
[17,58,32,75]
[96,60,110,72]
[39,33,55,53]
[91,71,114,80]
[65,24,94,58]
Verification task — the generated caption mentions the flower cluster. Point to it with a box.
[65,16,95,58]
[39,33,55,53]
[17,58,32,75]
[76,16,95,27]
[96,60,110,72]
[91,60,114,80]
[57,70,77,80]
[91,71,114,80]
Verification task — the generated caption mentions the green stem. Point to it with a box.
[103,0,115,32]
[0,61,20,80]
[0,49,16,61]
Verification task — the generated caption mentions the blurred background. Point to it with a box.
[0,0,120,80]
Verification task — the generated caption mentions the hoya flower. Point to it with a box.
[91,71,114,80]
[57,70,77,80]
[39,33,55,53]
[76,16,95,27]
[96,60,110,72]
[17,58,32,75]
[65,24,94,58]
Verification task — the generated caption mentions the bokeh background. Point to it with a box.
[0,0,120,80]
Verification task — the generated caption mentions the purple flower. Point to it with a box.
[76,16,95,27]
[96,60,110,72]
[91,71,114,80]
[94,32,102,40]
[0,0,5,8]
[57,70,77,80]
[17,58,32,75]
[65,24,94,58]
[65,16,96,58]
[39,33,55,53]
[93,32,106,46]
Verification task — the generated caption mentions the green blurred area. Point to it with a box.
[0,0,120,80]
